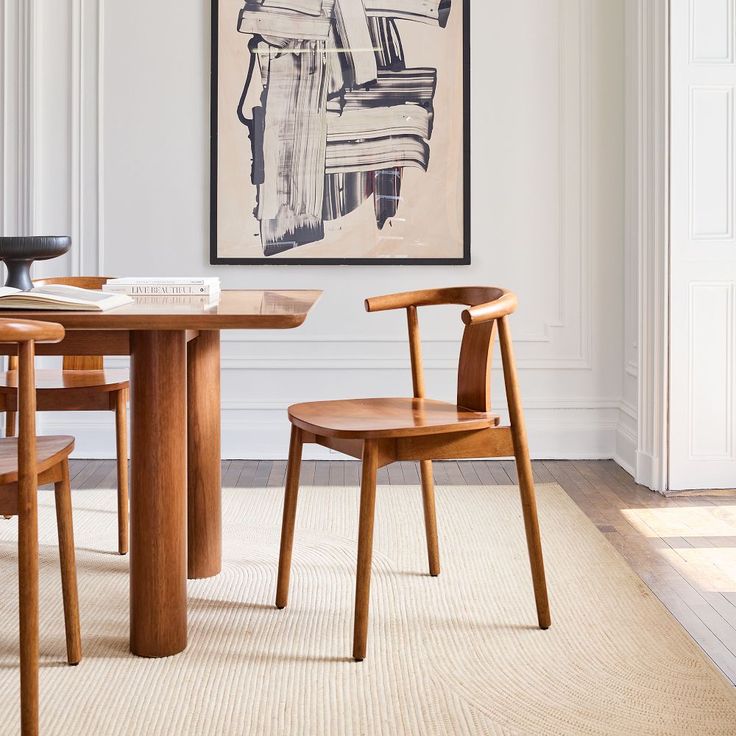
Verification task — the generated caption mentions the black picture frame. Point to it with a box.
[209,1,470,266]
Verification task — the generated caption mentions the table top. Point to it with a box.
[0,290,322,330]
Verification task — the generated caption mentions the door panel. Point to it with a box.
[670,0,736,489]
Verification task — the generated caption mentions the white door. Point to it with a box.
[670,0,736,489]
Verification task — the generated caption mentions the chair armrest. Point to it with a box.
[461,292,518,325]
[365,287,517,324]
[364,289,447,313]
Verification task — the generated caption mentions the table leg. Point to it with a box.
[187,330,222,579]
[129,330,188,657]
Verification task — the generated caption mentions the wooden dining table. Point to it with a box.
[0,289,321,658]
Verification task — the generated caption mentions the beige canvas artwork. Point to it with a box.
[211,0,468,263]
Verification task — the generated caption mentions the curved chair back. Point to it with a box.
[364,287,518,413]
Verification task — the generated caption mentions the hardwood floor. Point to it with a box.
[67,458,736,687]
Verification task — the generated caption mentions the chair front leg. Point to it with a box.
[419,460,440,576]
[499,316,551,630]
[114,388,129,555]
[276,425,304,609]
[512,434,551,629]
[353,440,379,661]
[18,493,39,735]
[54,460,82,664]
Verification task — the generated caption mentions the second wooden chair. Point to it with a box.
[0,277,129,555]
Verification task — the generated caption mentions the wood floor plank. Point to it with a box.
[500,460,519,484]
[457,461,481,485]
[443,462,464,485]
[328,461,345,488]
[236,461,260,488]
[400,462,421,485]
[252,460,272,488]
[300,460,316,487]
[71,459,104,489]
[314,461,330,487]
[223,460,243,488]
[344,461,360,487]
[431,461,449,484]
[486,460,514,486]
[386,462,403,486]
[470,461,496,486]
[267,461,287,488]
[532,461,555,483]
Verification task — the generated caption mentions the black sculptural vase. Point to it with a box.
[0,236,71,291]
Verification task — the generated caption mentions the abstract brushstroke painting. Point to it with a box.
[211,0,469,264]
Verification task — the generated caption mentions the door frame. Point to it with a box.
[628,0,670,492]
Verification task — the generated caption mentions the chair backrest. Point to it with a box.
[8,277,112,371]
[364,287,519,413]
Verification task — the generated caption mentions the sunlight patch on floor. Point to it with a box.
[622,505,736,538]
[622,505,736,594]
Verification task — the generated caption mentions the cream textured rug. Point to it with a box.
[0,483,734,735]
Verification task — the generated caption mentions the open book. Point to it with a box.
[0,285,134,311]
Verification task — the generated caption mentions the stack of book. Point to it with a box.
[102,277,221,307]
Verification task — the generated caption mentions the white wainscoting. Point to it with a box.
[1,0,634,464]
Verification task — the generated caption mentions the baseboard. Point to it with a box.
[635,451,667,493]
[613,403,637,478]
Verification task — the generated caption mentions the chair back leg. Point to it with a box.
[54,460,82,664]
[353,440,379,661]
[498,316,551,630]
[419,460,440,576]
[5,410,16,438]
[276,425,304,609]
[114,388,129,555]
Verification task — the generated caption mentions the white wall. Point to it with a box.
[2,0,632,463]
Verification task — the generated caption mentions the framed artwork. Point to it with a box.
[210,0,470,265]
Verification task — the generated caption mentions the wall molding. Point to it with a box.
[631,0,670,491]
[69,0,104,277]
[554,0,595,370]
[1,0,35,237]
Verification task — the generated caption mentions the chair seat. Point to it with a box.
[0,436,75,485]
[0,369,129,393]
[288,397,499,439]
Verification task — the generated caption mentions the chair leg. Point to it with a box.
[512,441,551,629]
[499,316,551,630]
[18,485,39,735]
[5,410,16,438]
[4,413,17,520]
[276,425,304,609]
[54,460,82,665]
[114,389,129,555]
[353,440,379,661]
[419,460,440,576]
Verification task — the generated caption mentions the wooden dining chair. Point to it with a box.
[0,276,129,555]
[276,287,551,661]
[0,318,81,736]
